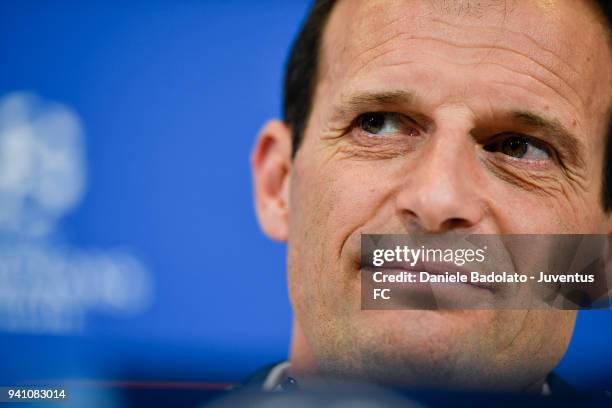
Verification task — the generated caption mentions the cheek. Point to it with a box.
[480,165,605,233]
[492,188,604,233]
[286,149,394,311]
[290,152,390,258]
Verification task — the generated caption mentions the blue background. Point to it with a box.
[0,0,610,391]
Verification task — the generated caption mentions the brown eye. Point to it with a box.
[501,136,528,158]
[357,112,400,136]
[484,135,550,160]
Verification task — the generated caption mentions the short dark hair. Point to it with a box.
[283,0,336,158]
[283,0,612,211]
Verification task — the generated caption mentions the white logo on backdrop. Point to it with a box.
[0,92,152,333]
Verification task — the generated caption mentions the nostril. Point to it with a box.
[442,217,471,230]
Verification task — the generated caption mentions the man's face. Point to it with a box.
[280,0,611,391]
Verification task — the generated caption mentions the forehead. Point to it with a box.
[318,0,611,132]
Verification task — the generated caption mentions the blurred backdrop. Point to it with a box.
[0,0,610,393]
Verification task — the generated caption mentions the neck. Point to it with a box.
[288,321,321,384]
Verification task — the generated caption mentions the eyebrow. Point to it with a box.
[509,110,585,167]
[331,90,420,121]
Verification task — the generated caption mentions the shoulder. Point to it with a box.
[241,361,289,390]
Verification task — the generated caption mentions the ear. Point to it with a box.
[251,120,292,241]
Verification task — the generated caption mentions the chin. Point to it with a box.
[312,309,533,391]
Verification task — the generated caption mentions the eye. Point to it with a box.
[357,112,401,136]
[484,134,551,161]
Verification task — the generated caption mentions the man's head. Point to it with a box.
[252,0,612,392]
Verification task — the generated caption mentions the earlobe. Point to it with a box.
[251,120,292,241]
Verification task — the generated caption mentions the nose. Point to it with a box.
[396,132,485,233]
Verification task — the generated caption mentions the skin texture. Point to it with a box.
[252,0,612,392]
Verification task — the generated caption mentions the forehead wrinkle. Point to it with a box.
[347,3,421,59]
[432,18,607,117]
[422,55,583,118]
[342,50,585,133]
[424,0,509,16]
[489,79,584,129]
[343,2,581,80]
[424,16,580,78]
[348,28,418,77]
[345,32,583,112]
[325,1,609,115]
